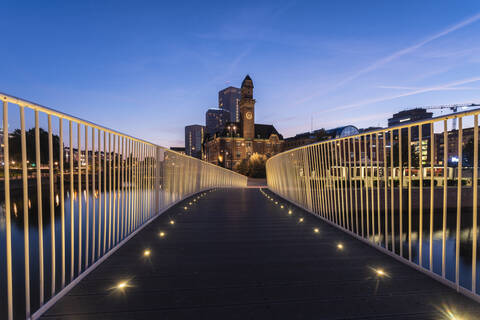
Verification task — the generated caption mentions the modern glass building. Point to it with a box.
[218,86,241,122]
[185,124,205,159]
[205,108,230,136]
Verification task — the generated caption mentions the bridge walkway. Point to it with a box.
[41,188,480,319]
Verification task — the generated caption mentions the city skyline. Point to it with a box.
[1,1,480,149]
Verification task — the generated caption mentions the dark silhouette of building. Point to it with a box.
[219,86,241,122]
[283,126,359,151]
[185,125,204,159]
[170,146,186,154]
[388,108,433,140]
[206,108,230,136]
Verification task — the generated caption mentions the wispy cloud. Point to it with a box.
[328,76,480,112]
[297,12,480,104]
[377,85,479,90]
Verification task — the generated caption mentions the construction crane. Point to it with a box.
[423,103,480,130]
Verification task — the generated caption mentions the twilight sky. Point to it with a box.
[1,0,480,147]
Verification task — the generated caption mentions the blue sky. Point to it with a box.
[1,0,480,147]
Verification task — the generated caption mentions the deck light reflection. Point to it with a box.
[184,206,188,210]
[159,232,165,238]
[143,249,151,257]
[314,228,319,233]
[280,205,284,209]
[337,243,344,250]
[170,220,175,225]
[288,210,292,215]
[299,218,304,223]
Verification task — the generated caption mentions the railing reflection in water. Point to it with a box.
[0,93,247,320]
[267,109,480,302]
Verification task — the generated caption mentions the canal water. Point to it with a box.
[0,180,159,318]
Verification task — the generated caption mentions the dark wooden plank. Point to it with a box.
[41,188,480,319]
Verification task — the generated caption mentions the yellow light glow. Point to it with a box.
[299,218,304,223]
[436,304,467,320]
[159,232,165,238]
[288,210,292,214]
[337,243,344,250]
[170,220,175,225]
[375,268,386,277]
[275,201,278,204]
[314,228,319,233]
[143,249,151,257]
[280,205,284,209]
[117,281,128,289]
[184,206,188,210]
[189,202,192,205]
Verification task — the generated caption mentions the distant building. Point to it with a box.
[388,108,433,165]
[170,147,186,155]
[219,86,241,122]
[185,125,204,159]
[283,126,359,151]
[283,129,327,151]
[434,127,476,166]
[325,126,360,139]
[388,108,432,140]
[204,75,284,170]
[358,126,383,133]
[205,108,230,136]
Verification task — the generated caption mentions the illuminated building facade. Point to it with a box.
[204,75,284,170]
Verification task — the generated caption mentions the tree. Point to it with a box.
[8,128,60,165]
[248,153,267,178]
[235,159,249,176]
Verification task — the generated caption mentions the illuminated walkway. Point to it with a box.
[41,188,480,319]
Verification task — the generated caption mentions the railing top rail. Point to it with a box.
[1,92,157,146]
[268,106,480,162]
[1,91,247,179]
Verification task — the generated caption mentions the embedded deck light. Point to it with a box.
[117,281,128,290]
[170,220,175,225]
[337,243,344,250]
[299,218,304,223]
[288,210,292,215]
[314,228,319,233]
[159,232,165,238]
[375,268,386,277]
[143,249,151,257]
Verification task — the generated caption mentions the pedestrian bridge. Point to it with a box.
[2,93,480,319]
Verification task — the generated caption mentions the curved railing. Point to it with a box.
[0,93,247,320]
[267,108,480,302]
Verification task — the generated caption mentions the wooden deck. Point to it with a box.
[41,188,480,319]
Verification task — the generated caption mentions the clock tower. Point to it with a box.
[240,75,255,143]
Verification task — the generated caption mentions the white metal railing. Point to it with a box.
[267,108,480,302]
[0,93,247,320]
